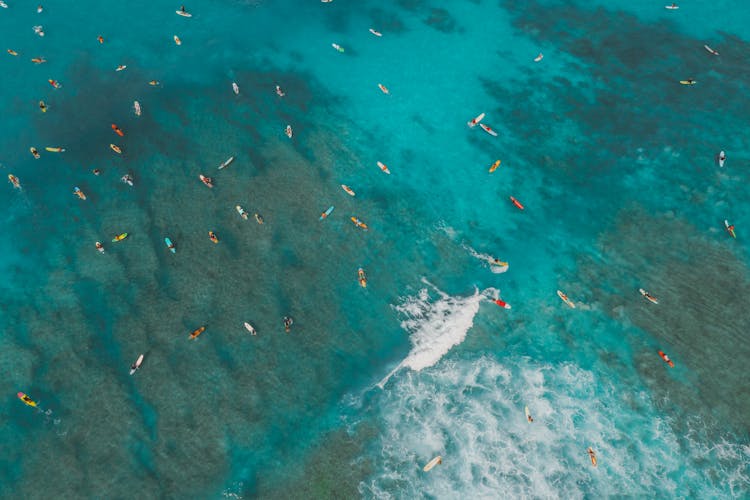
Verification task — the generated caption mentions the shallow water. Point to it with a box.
[2,0,749,497]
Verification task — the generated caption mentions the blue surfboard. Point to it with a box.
[319,205,334,220]
[165,237,175,253]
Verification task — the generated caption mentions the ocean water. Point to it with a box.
[2,0,749,497]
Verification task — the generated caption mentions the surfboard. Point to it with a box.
[489,160,501,173]
[45,147,65,152]
[423,456,442,472]
[480,123,498,136]
[588,448,598,467]
[189,326,206,340]
[377,161,391,174]
[319,206,334,220]
[665,4,679,9]
[165,237,175,253]
[341,184,355,196]
[557,290,576,308]
[129,354,144,375]
[525,406,532,422]
[112,233,128,242]
[174,35,182,46]
[369,28,382,37]
[467,112,485,128]
[218,156,235,169]
[704,45,719,55]
[725,220,736,238]
[679,80,696,85]
[639,288,659,304]
[244,322,256,335]
[534,53,543,62]
[718,151,725,167]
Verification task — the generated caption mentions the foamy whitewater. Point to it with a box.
[378,280,496,387]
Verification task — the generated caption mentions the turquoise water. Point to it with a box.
[2,0,749,497]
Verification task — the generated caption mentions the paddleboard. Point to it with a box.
[320,205,334,220]
[658,350,675,368]
[378,83,389,95]
[244,322,257,335]
[129,354,144,375]
[341,184,355,196]
[174,35,182,46]
[218,156,235,169]
[176,10,192,17]
[557,290,576,308]
[467,112,485,128]
[134,101,142,116]
[489,160,501,173]
[110,144,122,154]
[665,4,679,9]
[45,147,65,152]
[423,456,442,472]
[236,205,249,219]
[165,237,176,253]
[232,82,239,95]
[718,151,725,167]
[112,233,128,242]
[369,28,382,37]
[285,125,293,138]
[679,80,696,85]
[351,217,368,230]
[8,174,20,189]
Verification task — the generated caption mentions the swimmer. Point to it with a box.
[97,35,104,44]
[92,168,101,175]
[283,316,293,333]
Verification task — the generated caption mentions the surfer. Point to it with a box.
[275,85,285,97]
[587,447,597,467]
[39,101,47,112]
[121,174,133,186]
[283,316,293,333]
[98,35,104,43]
[95,241,104,253]
[92,168,101,176]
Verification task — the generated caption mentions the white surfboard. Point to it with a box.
[480,123,498,137]
[423,455,442,472]
[467,112,485,128]
[534,53,543,62]
[218,156,235,169]
[244,322,257,335]
[665,4,679,9]
[129,354,144,375]
[718,151,725,167]
[525,406,532,422]
[704,45,719,56]
[176,10,192,17]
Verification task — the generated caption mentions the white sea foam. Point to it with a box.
[360,356,749,498]
[377,280,497,388]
